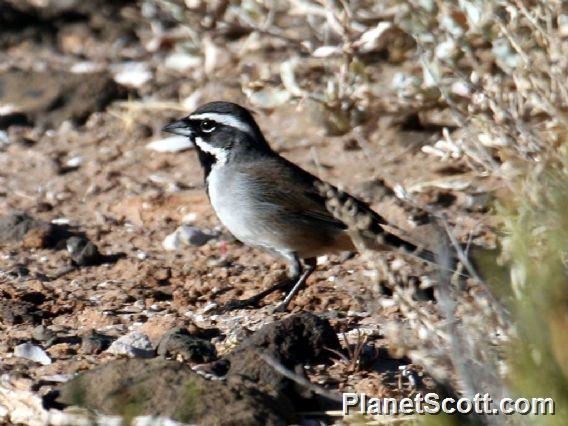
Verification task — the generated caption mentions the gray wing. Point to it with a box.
[239,155,429,256]
[240,156,387,231]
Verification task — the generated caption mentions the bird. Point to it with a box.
[162,101,437,312]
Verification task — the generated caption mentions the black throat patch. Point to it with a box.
[195,147,216,182]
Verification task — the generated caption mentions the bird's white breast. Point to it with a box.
[207,166,260,247]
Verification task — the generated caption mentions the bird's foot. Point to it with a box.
[267,302,289,314]
[210,278,295,313]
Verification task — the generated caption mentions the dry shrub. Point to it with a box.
[380,0,568,423]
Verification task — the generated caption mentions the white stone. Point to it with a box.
[164,52,201,72]
[112,62,152,88]
[162,231,181,251]
[39,374,70,383]
[65,156,83,168]
[14,343,51,366]
[162,225,216,251]
[106,332,154,358]
[70,61,105,74]
[146,136,193,153]
[0,131,9,146]
[181,212,197,223]
[51,217,70,225]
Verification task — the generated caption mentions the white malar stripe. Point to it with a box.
[189,112,253,135]
[194,136,229,165]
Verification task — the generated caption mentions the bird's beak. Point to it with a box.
[162,119,193,137]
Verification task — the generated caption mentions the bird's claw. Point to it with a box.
[267,302,289,314]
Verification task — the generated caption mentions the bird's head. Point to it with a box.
[162,101,271,166]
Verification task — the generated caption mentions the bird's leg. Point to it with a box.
[217,256,300,312]
[218,255,316,312]
[219,279,293,311]
[274,257,317,312]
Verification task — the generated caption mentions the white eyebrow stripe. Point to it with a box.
[189,112,253,135]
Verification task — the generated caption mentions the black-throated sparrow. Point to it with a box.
[163,101,436,312]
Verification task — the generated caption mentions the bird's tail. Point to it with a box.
[367,229,438,264]
[354,228,471,279]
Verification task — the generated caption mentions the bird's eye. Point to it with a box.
[200,120,216,133]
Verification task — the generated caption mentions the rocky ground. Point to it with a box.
[0,1,497,424]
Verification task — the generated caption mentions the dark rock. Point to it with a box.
[66,236,126,266]
[32,325,56,342]
[150,287,173,301]
[6,265,31,279]
[35,202,54,213]
[179,225,219,247]
[0,213,124,267]
[80,330,114,355]
[21,291,47,305]
[0,299,43,325]
[0,112,30,128]
[157,328,217,363]
[232,312,340,365]
[194,358,230,377]
[56,358,293,425]
[32,325,82,347]
[0,0,138,45]
[65,236,103,266]
[0,69,127,129]
[187,323,220,341]
[227,312,341,398]
[0,212,71,248]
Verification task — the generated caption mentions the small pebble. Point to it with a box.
[162,231,180,251]
[112,61,152,88]
[202,303,219,314]
[66,236,103,266]
[40,374,71,383]
[181,212,197,223]
[162,225,218,251]
[65,156,83,168]
[81,330,114,355]
[177,225,217,247]
[164,52,201,72]
[146,136,193,153]
[0,130,9,146]
[32,325,56,342]
[14,342,52,365]
[106,331,154,358]
[156,328,217,363]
